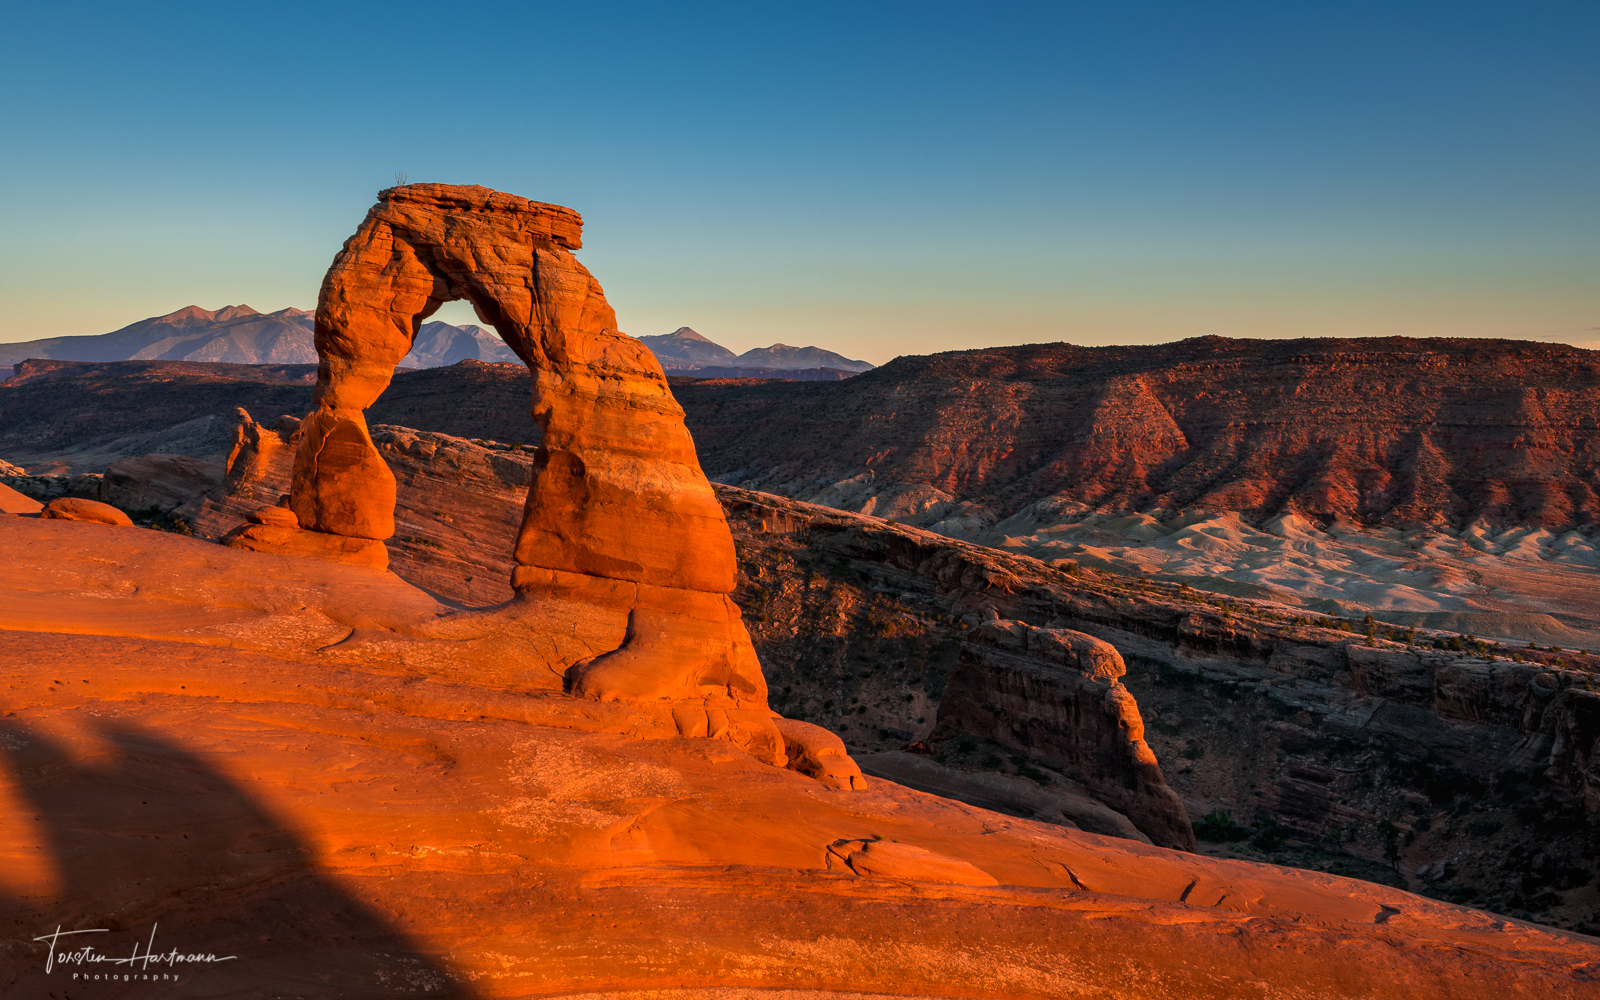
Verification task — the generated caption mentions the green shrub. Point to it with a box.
[1251,815,1287,851]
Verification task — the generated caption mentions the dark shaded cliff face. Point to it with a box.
[679,336,1600,531]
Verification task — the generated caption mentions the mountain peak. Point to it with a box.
[158,304,263,325]
[668,327,716,344]
[162,305,218,323]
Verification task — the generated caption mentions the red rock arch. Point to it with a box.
[290,184,780,759]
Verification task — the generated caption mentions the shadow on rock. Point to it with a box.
[0,719,476,999]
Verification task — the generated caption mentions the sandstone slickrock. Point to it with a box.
[107,419,1600,901]
[826,838,999,885]
[0,481,42,514]
[39,496,132,526]
[223,517,391,569]
[179,410,536,605]
[174,413,1164,830]
[4,514,1597,998]
[265,184,781,762]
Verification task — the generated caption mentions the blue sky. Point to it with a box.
[1,1,1595,363]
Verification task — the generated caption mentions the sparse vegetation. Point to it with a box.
[1193,810,1251,842]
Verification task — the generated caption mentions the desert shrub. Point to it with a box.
[1193,810,1251,842]
[1377,819,1402,870]
[1251,815,1287,851]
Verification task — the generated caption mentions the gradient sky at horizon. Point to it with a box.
[1,2,1595,364]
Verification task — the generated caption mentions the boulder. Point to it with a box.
[774,717,865,789]
[247,504,299,528]
[39,497,133,526]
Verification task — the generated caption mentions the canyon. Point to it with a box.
[3,185,1599,995]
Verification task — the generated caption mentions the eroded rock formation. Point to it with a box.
[935,619,1196,849]
[268,184,778,760]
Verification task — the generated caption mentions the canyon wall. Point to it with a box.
[683,336,1600,531]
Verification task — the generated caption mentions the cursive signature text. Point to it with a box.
[33,924,237,975]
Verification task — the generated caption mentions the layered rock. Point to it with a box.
[98,452,224,514]
[934,619,1196,849]
[683,336,1600,532]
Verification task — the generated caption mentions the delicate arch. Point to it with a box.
[284,184,783,764]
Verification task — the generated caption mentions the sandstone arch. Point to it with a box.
[289,184,784,762]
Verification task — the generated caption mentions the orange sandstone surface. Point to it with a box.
[2,516,1598,999]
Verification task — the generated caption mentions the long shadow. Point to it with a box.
[0,719,477,999]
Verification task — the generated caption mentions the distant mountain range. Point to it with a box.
[640,327,874,373]
[0,308,872,379]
